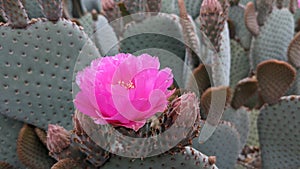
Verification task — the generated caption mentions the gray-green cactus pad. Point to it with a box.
[251,8,294,68]
[101,146,218,169]
[246,109,260,147]
[258,95,300,169]
[221,107,250,151]
[228,4,252,49]
[120,13,187,86]
[193,121,241,169]
[229,40,250,88]
[78,14,119,56]
[0,19,101,130]
[0,115,25,169]
[161,0,203,19]
[21,0,44,19]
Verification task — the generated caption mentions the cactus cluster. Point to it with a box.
[0,0,300,169]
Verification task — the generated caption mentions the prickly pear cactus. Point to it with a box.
[0,0,101,130]
[228,4,252,49]
[246,109,260,147]
[229,40,250,89]
[161,0,203,19]
[101,146,218,169]
[221,107,250,151]
[193,121,241,169]
[258,95,300,169]
[250,8,294,68]
[0,114,24,169]
[120,13,187,86]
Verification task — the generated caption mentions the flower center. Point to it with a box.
[118,80,135,89]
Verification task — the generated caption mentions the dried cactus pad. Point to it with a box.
[17,124,56,169]
[51,158,81,169]
[0,19,101,130]
[101,146,218,169]
[256,60,296,105]
[0,114,24,169]
[258,95,300,169]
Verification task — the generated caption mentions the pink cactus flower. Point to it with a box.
[74,53,174,131]
[298,0,300,8]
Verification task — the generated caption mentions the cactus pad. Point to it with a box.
[246,109,260,146]
[256,60,296,104]
[228,4,252,49]
[193,121,241,169]
[231,77,258,109]
[0,19,100,130]
[101,146,218,169]
[0,114,24,168]
[17,124,56,169]
[51,158,81,169]
[229,40,250,89]
[21,0,44,19]
[251,8,294,68]
[201,86,231,122]
[0,0,29,28]
[221,107,250,151]
[0,162,16,169]
[37,0,62,21]
[186,64,211,95]
[288,31,300,68]
[258,95,300,169]
[244,1,259,36]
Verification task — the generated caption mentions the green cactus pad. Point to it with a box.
[78,13,119,56]
[17,124,56,169]
[296,68,300,94]
[37,0,62,21]
[288,31,300,68]
[214,23,231,86]
[120,13,184,58]
[51,158,82,169]
[92,15,119,56]
[193,121,241,169]
[246,109,260,146]
[0,115,25,169]
[221,107,250,151]
[81,0,101,13]
[101,146,218,169]
[0,0,29,28]
[239,0,255,6]
[258,95,300,169]
[161,0,203,19]
[251,8,294,68]
[120,13,187,86]
[229,40,250,89]
[21,0,44,19]
[0,19,101,130]
[228,5,252,49]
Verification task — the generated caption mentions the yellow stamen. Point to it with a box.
[118,80,135,89]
